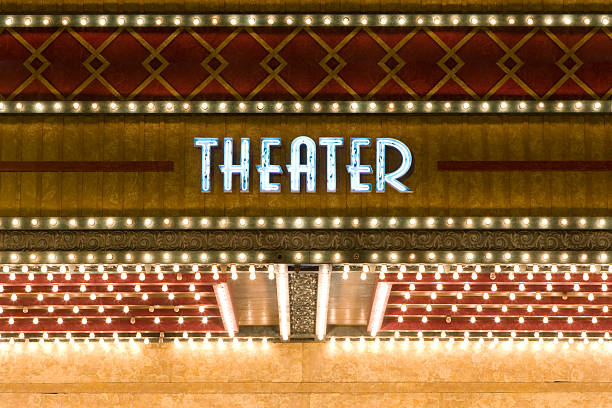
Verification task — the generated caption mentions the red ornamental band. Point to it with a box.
[0,27,610,101]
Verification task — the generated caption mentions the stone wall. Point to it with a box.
[1,341,611,407]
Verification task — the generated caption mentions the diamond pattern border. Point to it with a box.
[0,27,610,101]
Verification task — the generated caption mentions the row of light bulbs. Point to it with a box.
[331,335,612,346]
[344,263,612,280]
[2,316,209,324]
[399,286,610,295]
[2,216,609,230]
[1,14,610,27]
[0,291,208,301]
[1,263,611,280]
[398,290,609,299]
[0,264,272,280]
[0,336,611,347]
[0,305,212,315]
[397,315,605,324]
[0,333,266,344]
[0,101,608,114]
[396,304,611,314]
[3,262,611,272]
[0,248,609,264]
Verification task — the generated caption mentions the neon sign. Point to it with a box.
[194,136,413,193]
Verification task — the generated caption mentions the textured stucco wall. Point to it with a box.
[1,341,611,407]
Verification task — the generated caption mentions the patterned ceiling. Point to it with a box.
[0,26,610,101]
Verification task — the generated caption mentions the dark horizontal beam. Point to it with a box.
[0,320,225,333]
[0,161,173,172]
[0,296,217,307]
[438,161,612,171]
[0,309,220,318]
[381,320,607,332]
[387,295,611,306]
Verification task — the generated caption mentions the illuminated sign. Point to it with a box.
[194,136,413,193]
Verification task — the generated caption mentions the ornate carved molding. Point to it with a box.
[288,272,317,337]
[0,230,609,252]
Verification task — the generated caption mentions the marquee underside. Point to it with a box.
[0,216,606,343]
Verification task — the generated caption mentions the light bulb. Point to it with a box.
[268,265,275,280]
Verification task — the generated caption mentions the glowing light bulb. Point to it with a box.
[268,265,275,280]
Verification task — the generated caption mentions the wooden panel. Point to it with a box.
[0,115,609,217]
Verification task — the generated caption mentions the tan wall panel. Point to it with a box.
[0,343,611,407]
[0,115,609,216]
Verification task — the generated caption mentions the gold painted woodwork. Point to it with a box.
[4,0,612,13]
[0,342,612,407]
[0,115,609,217]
